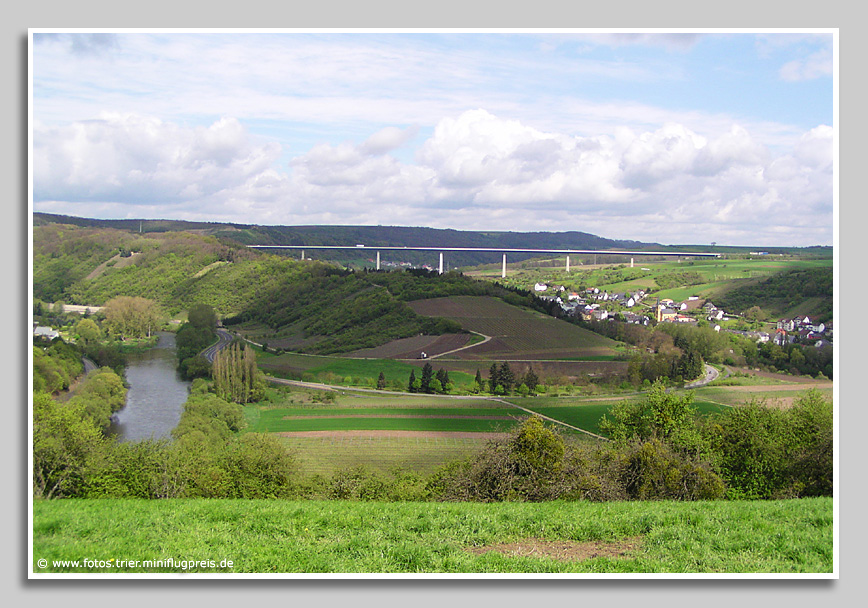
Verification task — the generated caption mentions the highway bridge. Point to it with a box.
[246,244,719,277]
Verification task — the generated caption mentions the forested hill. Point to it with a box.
[32,212,649,253]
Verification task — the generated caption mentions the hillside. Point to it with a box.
[31,222,572,355]
[712,267,833,322]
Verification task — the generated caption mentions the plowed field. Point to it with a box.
[346,333,471,359]
[408,296,619,360]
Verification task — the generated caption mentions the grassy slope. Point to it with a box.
[32,497,833,574]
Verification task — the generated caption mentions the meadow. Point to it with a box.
[471,256,833,305]
[32,496,833,574]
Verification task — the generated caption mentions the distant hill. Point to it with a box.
[32,212,663,267]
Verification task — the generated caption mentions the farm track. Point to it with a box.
[427,331,491,359]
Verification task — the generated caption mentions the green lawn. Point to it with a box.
[32,497,834,574]
[517,398,730,437]
[278,434,494,476]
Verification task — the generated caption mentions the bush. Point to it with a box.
[222,433,297,499]
[702,390,833,499]
[619,438,726,501]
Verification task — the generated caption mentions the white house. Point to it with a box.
[33,326,60,340]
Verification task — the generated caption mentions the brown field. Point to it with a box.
[346,333,471,359]
[408,296,620,360]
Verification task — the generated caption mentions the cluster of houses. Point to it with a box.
[535,283,648,322]
[773,316,832,347]
[532,283,832,349]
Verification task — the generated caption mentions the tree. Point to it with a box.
[498,362,516,394]
[377,371,387,390]
[74,318,102,346]
[211,342,263,404]
[488,363,500,394]
[104,296,162,340]
[71,367,128,432]
[33,391,105,498]
[420,362,434,394]
[599,381,702,451]
[522,367,540,392]
[187,303,218,330]
[435,368,449,393]
[408,370,417,393]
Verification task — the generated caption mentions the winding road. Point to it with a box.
[201,328,235,362]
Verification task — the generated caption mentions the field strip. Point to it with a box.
[277,430,508,439]
[280,414,515,420]
[265,375,497,399]
[492,398,609,441]
[427,331,491,359]
[711,382,833,392]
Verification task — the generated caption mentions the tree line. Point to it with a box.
[33,374,832,502]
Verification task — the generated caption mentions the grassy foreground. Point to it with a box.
[33,497,833,575]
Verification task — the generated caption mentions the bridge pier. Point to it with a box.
[630,257,634,268]
[566,255,570,272]
[502,253,507,278]
[439,252,444,274]
[376,251,380,270]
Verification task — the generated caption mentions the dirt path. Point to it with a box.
[428,331,491,359]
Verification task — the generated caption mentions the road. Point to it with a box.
[684,364,721,389]
[201,328,235,362]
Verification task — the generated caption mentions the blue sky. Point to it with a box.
[30,30,835,246]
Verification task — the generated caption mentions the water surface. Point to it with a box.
[108,331,190,442]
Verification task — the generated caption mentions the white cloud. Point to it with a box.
[32,109,832,246]
[33,113,281,205]
[779,48,833,81]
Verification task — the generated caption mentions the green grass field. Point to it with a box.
[279,434,495,477]
[513,396,732,436]
[258,351,477,389]
[32,496,834,574]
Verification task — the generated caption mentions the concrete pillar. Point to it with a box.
[502,253,507,278]
[566,255,570,272]
[301,250,305,260]
[630,257,634,268]
[439,252,444,274]
[376,251,380,270]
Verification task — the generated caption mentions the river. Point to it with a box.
[108,331,190,443]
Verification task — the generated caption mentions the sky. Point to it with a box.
[30,30,836,247]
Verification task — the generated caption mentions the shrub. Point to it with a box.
[619,438,726,501]
[222,433,297,499]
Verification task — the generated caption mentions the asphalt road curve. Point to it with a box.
[201,328,235,362]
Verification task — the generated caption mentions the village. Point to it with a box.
[531,282,833,350]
